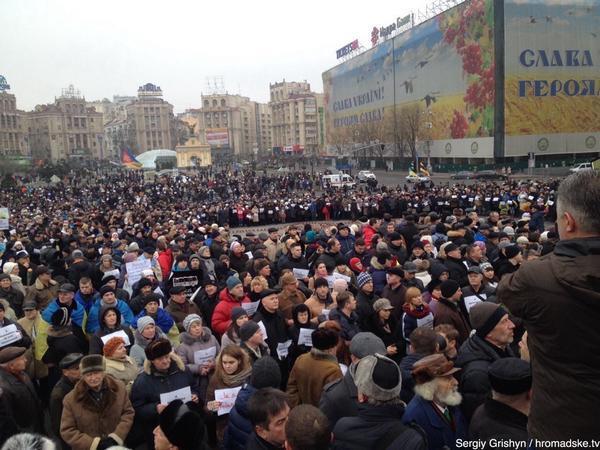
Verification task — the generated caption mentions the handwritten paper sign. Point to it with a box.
[321,309,330,320]
[332,273,351,283]
[126,259,152,286]
[257,321,268,340]
[0,324,22,347]
[160,386,192,405]
[215,386,242,416]
[292,268,309,280]
[245,252,254,260]
[241,301,260,317]
[276,340,292,359]
[193,346,217,366]
[100,329,131,346]
[297,328,313,347]
[463,295,483,313]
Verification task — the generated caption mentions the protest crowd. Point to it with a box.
[0,167,598,450]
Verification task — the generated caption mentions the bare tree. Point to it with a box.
[328,126,352,155]
[398,104,422,168]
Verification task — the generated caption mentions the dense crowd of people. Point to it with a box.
[0,168,598,450]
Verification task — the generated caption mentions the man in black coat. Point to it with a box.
[399,327,439,403]
[0,347,44,437]
[49,353,83,446]
[320,332,386,428]
[443,243,469,287]
[66,249,95,287]
[455,303,516,420]
[469,357,530,442]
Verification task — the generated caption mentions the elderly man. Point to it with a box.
[332,354,426,449]
[455,302,515,420]
[497,171,600,441]
[24,265,59,310]
[41,283,86,332]
[49,353,83,445]
[403,354,468,450]
[61,354,134,450]
[153,399,206,450]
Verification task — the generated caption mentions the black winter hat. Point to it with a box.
[239,321,260,342]
[159,400,205,450]
[51,307,70,327]
[99,285,115,297]
[251,356,282,389]
[440,280,460,298]
[138,278,153,289]
[488,357,532,395]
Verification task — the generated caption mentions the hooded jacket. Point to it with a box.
[87,299,134,334]
[211,288,250,337]
[88,306,134,355]
[368,256,388,296]
[498,237,600,440]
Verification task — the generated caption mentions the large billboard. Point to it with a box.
[504,0,600,156]
[323,0,495,158]
[206,128,229,147]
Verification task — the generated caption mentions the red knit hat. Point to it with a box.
[103,336,125,357]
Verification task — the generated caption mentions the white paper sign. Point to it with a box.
[102,269,120,280]
[321,309,330,320]
[215,386,242,416]
[126,259,152,286]
[241,301,260,317]
[257,321,268,340]
[464,295,483,313]
[325,276,335,288]
[245,251,254,260]
[0,324,21,347]
[332,272,351,283]
[339,363,348,376]
[100,329,131,346]
[297,328,313,347]
[292,268,309,280]
[276,340,292,359]
[0,207,9,230]
[193,346,217,366]
[160,386,192,405]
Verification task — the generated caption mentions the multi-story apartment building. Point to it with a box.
[0,76,29,157]
[27,85,104,161]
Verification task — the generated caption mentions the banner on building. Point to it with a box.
[206,128,229,147]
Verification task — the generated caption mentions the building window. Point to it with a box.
[221,99,226,107]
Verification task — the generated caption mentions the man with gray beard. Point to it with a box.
[403,354,468,450]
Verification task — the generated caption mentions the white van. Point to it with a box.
[321,173,356,188]
[569,162,592,173]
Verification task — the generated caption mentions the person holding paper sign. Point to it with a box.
[175,314,220,401]
[206,345,252,443]
[288,304,316,369]
[239,321,269,365]
[88,305,134,355]
[103,336,139,392]
[211,276,250,337]
[130,338,200,449]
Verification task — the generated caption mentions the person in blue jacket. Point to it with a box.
[131,293,174,334]
[42,283,86,331]
[403,354,468,450]
[86,285,134,333]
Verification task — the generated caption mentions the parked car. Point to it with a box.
[405,174,431,183]
[357,170,377,182]
[450,171,475,180]
[569,162,592,173]
[473,170,508,181]
[322,173,356,188]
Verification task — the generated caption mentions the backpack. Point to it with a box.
[374,420,428,450]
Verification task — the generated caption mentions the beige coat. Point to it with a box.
[61,374,134,450]
[104,356,140,392]
[25,278,59,310]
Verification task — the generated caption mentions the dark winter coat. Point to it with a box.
[194,289,219,330]
[355,290,379,329]
[399,352,428,403]
[381,283,407,322]
[0,367,44,434]
[252,306,290,363]
[164,300,202,332]
[319,366,359,428]
[42,326,88,366]
[403,394,468,450]
[329,308,360,342]
[455,335,515,420]
[61,374,134,450]
[0,286,24,318]
[49,375,76,442]
[333,403,426,450]
[222,383,256,450]
[368,257,388,296]
[444,256,469,287]
[433,298,472,345]
[498,237,600,440]
[469,398,528,442]
[130,354,199,447]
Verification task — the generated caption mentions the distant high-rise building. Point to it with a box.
[27,85,104,161]
[269,80,324,156]
[126,83,175,154]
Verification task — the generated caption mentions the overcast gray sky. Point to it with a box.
[1,0,431,113]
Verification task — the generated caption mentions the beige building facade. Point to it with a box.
[176,136,212,168]
[126,84,175,154]
[255,102,272,155]
[269,80,324,156]
[27,85,104,161]
[0,87,29,157]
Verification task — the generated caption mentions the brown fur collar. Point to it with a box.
[142,352,185,375]
[72,373,122,412]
